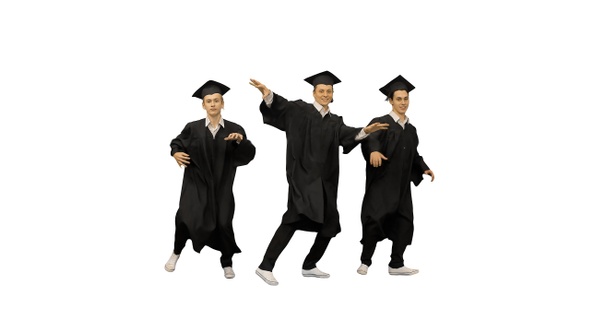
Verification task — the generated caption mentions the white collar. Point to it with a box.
[205,116,224,128]
[313,101,330,117]
[389,111,409,125]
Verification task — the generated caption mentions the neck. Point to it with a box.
[208,114,221,127]
[392,109,406,122]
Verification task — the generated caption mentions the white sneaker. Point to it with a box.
[223,267,235,279]
[302,267,330,278]
[164,253,180,272]
[388,266,419,276]
[256,268,278,286]
[357,264,369,275]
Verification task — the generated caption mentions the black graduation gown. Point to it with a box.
[360,114,429,245]
[170,119,255,254]
[260,93,361,237]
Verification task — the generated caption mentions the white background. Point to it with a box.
[2,0,589,330]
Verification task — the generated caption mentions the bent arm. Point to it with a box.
[231,128,256,166]
[360,118,385,161]
[411,135,430,186]
[171,124,190,156]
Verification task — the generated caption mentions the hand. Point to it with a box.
[370,151,388,167]
[364,122,389,134]
[249,78,270,99]
[173,152,190,167]
[224,133,244,143]
[424,170,435,182]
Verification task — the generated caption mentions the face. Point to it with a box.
[202,93,224,118]
[390,90,409,116]
[313,84,333,108]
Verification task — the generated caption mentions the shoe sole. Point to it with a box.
[302,273,330,278]
[357,270,367,275]
[389,271,419,276]
[256,270,278,286]
[165,266,175,272]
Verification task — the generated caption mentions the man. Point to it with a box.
[164,80,256,279]
[357,75,434,276]
[249,71,388,285]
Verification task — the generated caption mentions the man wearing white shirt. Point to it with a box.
[165,80,256,279]
[249,71,388,285]
[357,75,435,276]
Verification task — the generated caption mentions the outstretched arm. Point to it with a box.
[251,79,292,131]
[249,79,271,99]
[364,122,389,134]
[353,122,390,142]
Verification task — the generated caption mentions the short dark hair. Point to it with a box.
[388,89,408,100]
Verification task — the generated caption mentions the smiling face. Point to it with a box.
[202,93,224,118]
[312,84,333,108]
[390,90,410,117]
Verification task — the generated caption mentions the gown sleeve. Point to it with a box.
[231,127,256,167]
[259,92,291,131]
[411,133,430,186]
[340,120,364,154]
[360,118,383,160]
[170,123,191,156]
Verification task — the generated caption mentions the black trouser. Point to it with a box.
[361,212,413,268]
[173,222,234,268]
[259,223,332,271]
[360,239,406,268]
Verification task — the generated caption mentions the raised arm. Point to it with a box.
[249,78,271,99]
[250,79,294,131]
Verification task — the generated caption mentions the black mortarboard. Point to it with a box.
[379,75,415,99]
[304,70,341,86]
[192,80,230,99]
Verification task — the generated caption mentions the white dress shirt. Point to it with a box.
[389,111,408,129]
[205,116,224,138]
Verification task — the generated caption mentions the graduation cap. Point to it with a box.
[304,70,341,86]
[379,75,415,100]
[192,80,230,99]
